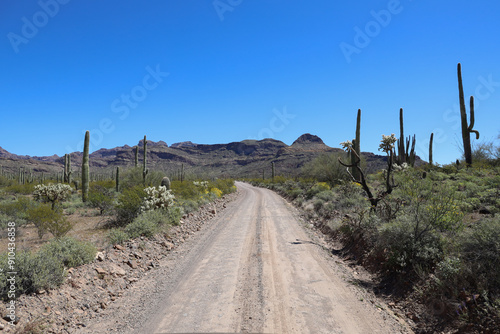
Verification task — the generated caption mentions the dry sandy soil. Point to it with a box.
[81,182,413,333]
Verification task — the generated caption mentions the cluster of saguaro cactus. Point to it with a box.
[63,153,72,184]
[396,108,416,166]
[82,131,90,202]
[143,135,148,186]
[457,63,480,166]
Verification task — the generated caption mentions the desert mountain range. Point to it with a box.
[0,134,420,179]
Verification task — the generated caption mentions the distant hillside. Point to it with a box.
[0,134,424,179]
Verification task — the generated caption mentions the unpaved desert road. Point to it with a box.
[86,182,411,333]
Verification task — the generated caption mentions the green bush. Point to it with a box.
[460,217,500,295]
[0,250,65,300]
[37,237,96,268]
[313,198,325,212]
[4,183,36,195]
[121,167,164,189]
[0,175,14,187]
[0,196,35,221]
[301,153,350,186]
[107,228,129,245]
[26,203,71,239]
[315,190,337,202]
[124,216,157,238]
[115,186,146,226]
[167,206,183,226]
[133,209,170,227]
[88,183,115,214]
[177,199,198,214]
[306,182,331,199]
[378,215,443,274]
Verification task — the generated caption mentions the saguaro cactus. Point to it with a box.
[271,162,275,181]
[351,109,361,181]
[181,163,184,183]
[395,108,416,167]
[142,135,148,186]
[82,131,90,202]
[116,167,120,192]
[64,154,72,184]
[429,133,434,165]
[457,63,480,166]
[134,146,138,168]
[398,108,405,164]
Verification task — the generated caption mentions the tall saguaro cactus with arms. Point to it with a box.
[457,63,480,166]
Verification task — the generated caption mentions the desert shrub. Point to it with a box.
[88,183,115,215]
[4,182,36,195]
[115,186,147,226]
[211,179,237,195]
[0,250,65,300]
[315,190,336,202]
[26,203,72,239]
[306,182,330,199]
[338,209,381,247]
[286,187,303,200]
[313,198,325,212]
[177,199,198,214]
[120,167,165,188]
[301,153,351,186]
[133,209,170,227]
[0,196,35,221]
[393,169,464,234]
[460,217,500,295]
[125,217,157,238]
[210,187,223,198]
[107,228,129,245]
[167,206,183,226]
[33,183,72,209]
[171,180,201,201]
[90,179,115,189]
[378,215,444,274]
[0,175,14,187]
[431,256,462,294]
[374,169,464,276]
[38,237,96,268]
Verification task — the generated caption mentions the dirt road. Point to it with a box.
[86,182,411,333]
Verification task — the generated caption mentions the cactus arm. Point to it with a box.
[469,96,480,140]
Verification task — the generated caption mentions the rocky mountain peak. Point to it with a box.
[291,133,326,146]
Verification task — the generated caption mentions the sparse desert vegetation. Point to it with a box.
[0,146,236,310]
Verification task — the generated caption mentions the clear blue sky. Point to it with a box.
[1,0,499,165]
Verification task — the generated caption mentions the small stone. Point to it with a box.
[95,252,105,261]
[95,268,107,275]
[114,244,125,251]
[110,264,126,276]
[127,260,138,269]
